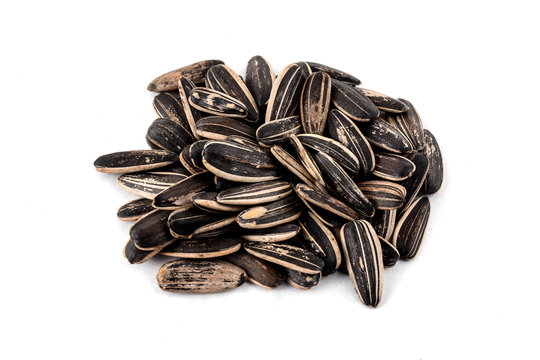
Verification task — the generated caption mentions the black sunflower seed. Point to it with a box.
[289,135,325,187]
[386,98,425,151]
[148,59,224,92]
[168,205,220,239]
[94,150,178,174]
[189,87,248,118]
[392,196,430,260]
[295,61,312,77]
[236,194,302,229]
[270,145,319,190]
[286,269,321,290]
[372,153,416,181]
[378,236,400,267]
[129,209,174,250]
[422,129,443,194]
[117,198,154,222]
[118,172,187,199]
[123,238,164,264]
[256,116,301,146]
[189,216,238,238]
[246,55,275,108]
[161,237,242,258]
[244,242,324,274]
[358,117,414,154]
[152,93,190,129]
[223,250,284,289]
[178,77,202,140]
[300,71,332,135]
[331,80,379,121]
[191,192,244,212]
[295,183,360,221]
[265,63,305,122]
[370,209,397,241]
[356,180,407,211]
[400,152,429,213]
[196,116,256,140]
[179,140,208,174]
[306,62,361,85]
[356,88,409,113]
[217,180,292,206]
[152,171,214,209]
[240,223,300,242]
[146,118,195,154]
[298,133,360,174]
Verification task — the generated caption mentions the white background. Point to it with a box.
[1,1,539,359]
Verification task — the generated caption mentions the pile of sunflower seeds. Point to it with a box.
[94,57,443,307]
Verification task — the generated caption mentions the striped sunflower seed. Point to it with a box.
[358,117,414,154]
[378,236,400,267]
[146,118,195,154]
[217,180,292,206]
[179,140,208,174]
[223,250,284,289]
[314,152,375,218]
[372,153,416,181]
[152,93,190,129]
[392,196,430,260]
[189,87,248,118]
[292,182,343,228]
[129,209,174,250]
[265,63,305,122]
[236,194,302,229]
[422,129,443,194]
[331,80,379,121]
[226,135,268,152]
[244,242,324,274]
[289,135,325,187]
[286,269,321,290]
[356,88,409,113]
[256,116,301,147]
[300,72,332,135]
[178,77,202,140]
[202,141,281,183]
[161,237,242,258]
[118,172,187,199]
[298,133,361,174]
[191,192,244,212]
[168,205,220,239]
[206,64,259,120]
[295,183,360,221]
[117,198,154,222]
[270,145,319,190]
[370,209,397,242]
[400,152,429,213]
[148,59,224,92]
[240,223,300,242]
[356,180,407,210]
[246,55,275,108]
[153,171,214,209]
[94,150,177,174]
[386,98,425,150]
[340,220,384,307]
[306,62,361,85]
[189,216,238,238]
[295,61,312,77]
[123,238,165,265]
[327,109,375,177]
[196,116,256,141]
[156,259,246,293]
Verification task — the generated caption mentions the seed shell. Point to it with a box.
[237,194,302,229]
[244,242,324,274]
[148,59,224,92]
[298,134,360,174]
[156,259,246,293]
[256,116,301,146]
[300,72,332,135]
[191,192,244,212]
[123,238,164,264]
[223,250,283,289]
[202,141,281,183]
[289,135,325,187]
[178,77,202,140]
[400,152,429,213]
[153,171,214,209]
[370,209,397,241]
[196,116,256,140]
[306,62,361,85]
[327,109,375,176]
[358,117,414,154]
[217,180,292,206]
[168,205,220,239]
[295,183,360,221]
[270,145,320,189]
[117,198,154,222]
[189,216,238,238]
[161,237,242,258]
[189,87,248,118]
[129,209,174,250]
[265,63,305,122]
[340,220,384,307]
[246,55,275,107]
[392,196,430,260]
[422,129,443,194]
[286,269,321,290]
[378,236,400,267]
[331,80,379,121]
[386,98,425,150]
[295,61,312,77]
[372,153,416,181]
[179,140,208,174]
[356,88,409,113]
[152,93,190,129]
[240,223,300,242]
[356,180,407,211]
[118,172,188,199]
[94,150,177,174]
[146,118,195,154]
[291,182,343,228]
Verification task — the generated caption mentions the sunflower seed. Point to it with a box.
[392,196,430,260]
[265,63,305,122]
[153,171,214,209]
[295,183,360,221]
[314,152,374,217]
[298,211,342,275]
[123,238,165,264]
[146,118,195,154]
[94,150,177,174]
[226,135,270,153]
[240,223,300,242]
[223,250,283,289]
[244,242,324,274]
[189,87,248,118]
[378,236,400,267]
[160,163,191,176]
[161,237,241,258]
[246,55,275,107]
[191,192,244,212]
[178,77,202,140]
[358,117,414,154]
[196,116,256,140]
[386,99,425,150]
[152,93,190,129]
[118,172,187,199]
[400,152,429,213]
[206,64,259,120]
[340,220,384,307]
[370,209,397,241]
[286,269,321,290]
[289,135,325,186]
[331,80,379,121]
[148,59,224,92]
[356,88,409,113]
[295,61,312,77]
[179,140,208,174]
[327,109,375,177]
[298,133,360,174]
[256,116,301,146]
[236,194,302,229]
[356,180,407,210]
[189,216,238,238]
[372,153,416,181]
[129,209,174,250]
[202,141,281,183]
[156,259,246,293]
[422,129,443,194]
[301,72,332,135]
[306,62,361,85]
[291,182,343,228]
[117,198,154,222]
[168,205,220,239]
[270,145,319,189]
[146,135,161,149]
[217,180,292,205]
